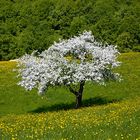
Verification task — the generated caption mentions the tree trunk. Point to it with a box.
[75,94,82,109]
[69,81,85,109]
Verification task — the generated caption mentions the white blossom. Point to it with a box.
[17,31,121,94]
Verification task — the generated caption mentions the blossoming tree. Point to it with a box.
[17,31,121,108]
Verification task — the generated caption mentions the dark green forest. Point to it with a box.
[0,0,140,60]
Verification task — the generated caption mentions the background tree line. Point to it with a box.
[0,0,140,60]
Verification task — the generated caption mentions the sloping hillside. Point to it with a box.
[0,53,140,139]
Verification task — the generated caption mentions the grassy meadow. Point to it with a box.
[0,52,140,140]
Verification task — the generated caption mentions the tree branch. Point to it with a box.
[68,81,85,97]
[68,85,78,96]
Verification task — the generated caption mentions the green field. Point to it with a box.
[0,53,140,140]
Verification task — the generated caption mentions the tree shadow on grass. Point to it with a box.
[29,96,120,113]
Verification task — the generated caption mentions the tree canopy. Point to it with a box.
[0,0,140,60]
[17,31,121,108]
